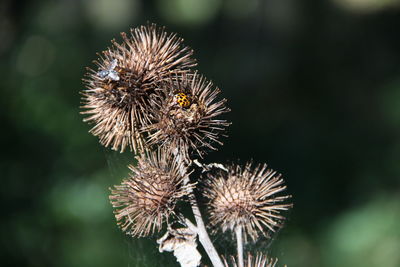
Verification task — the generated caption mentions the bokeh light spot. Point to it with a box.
[50,176,109,222]
[332,0,400,13]
[157,0,222,27]
[83,0,139,30]
[16,36,55,77]
[322,195,400,266]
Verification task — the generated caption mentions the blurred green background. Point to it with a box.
[2,0,400,266]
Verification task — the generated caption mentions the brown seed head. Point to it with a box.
[109,149,194,237]
[144,72,230,158]
[204,162,292,242]
[81,24,196,153]
[223,253,279,267]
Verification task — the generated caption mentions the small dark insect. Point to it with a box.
[175,92,191,108]
[97,59,120,81]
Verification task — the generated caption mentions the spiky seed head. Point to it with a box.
[223,253,279,267]
[81,24,197,153]
[109,149,194,237]
[204,162,292,242]
[144,72,230,158]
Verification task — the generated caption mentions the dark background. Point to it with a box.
[1,0,400,266]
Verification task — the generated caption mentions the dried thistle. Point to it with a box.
[223,253,279,267]
[109,149,195,237]
[204,162,292,242]
[81,23,295,267]
[144,72,230,158]
[81,24,196,153]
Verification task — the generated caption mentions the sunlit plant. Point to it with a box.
[81,24,292,267]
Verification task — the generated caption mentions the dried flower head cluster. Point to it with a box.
[83,24,292,267]
[145,73,230,158]
[223,253,278,267]
[81,24,197,153]
[109,149,194,237]
[204,162,292,241]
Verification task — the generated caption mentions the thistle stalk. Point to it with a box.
[235,226,244,267]
[188,185,224,267]
[176,151,224,267]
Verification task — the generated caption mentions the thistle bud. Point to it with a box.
[145,72,230,158]
[204,162,292,242]
[223,253,279,267]
[109,149,194,237]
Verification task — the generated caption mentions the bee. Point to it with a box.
[175,92,191,108]
[97,59,120,81]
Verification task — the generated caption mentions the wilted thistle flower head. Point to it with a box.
[81,24,196,153]
[204,162,292,242]
[223,253,278,267]
[109,149,194,237]
[145,72,230,158]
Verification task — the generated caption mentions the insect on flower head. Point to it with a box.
[81,24,197,153]
[174,92,191,108]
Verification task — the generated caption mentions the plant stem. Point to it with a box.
[235,226,244,267]
[176,151,224,267]
[188,186,224,267]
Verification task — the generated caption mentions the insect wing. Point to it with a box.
[108,70,120,81]
[109,59,118,70]
[97,70,109,79]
